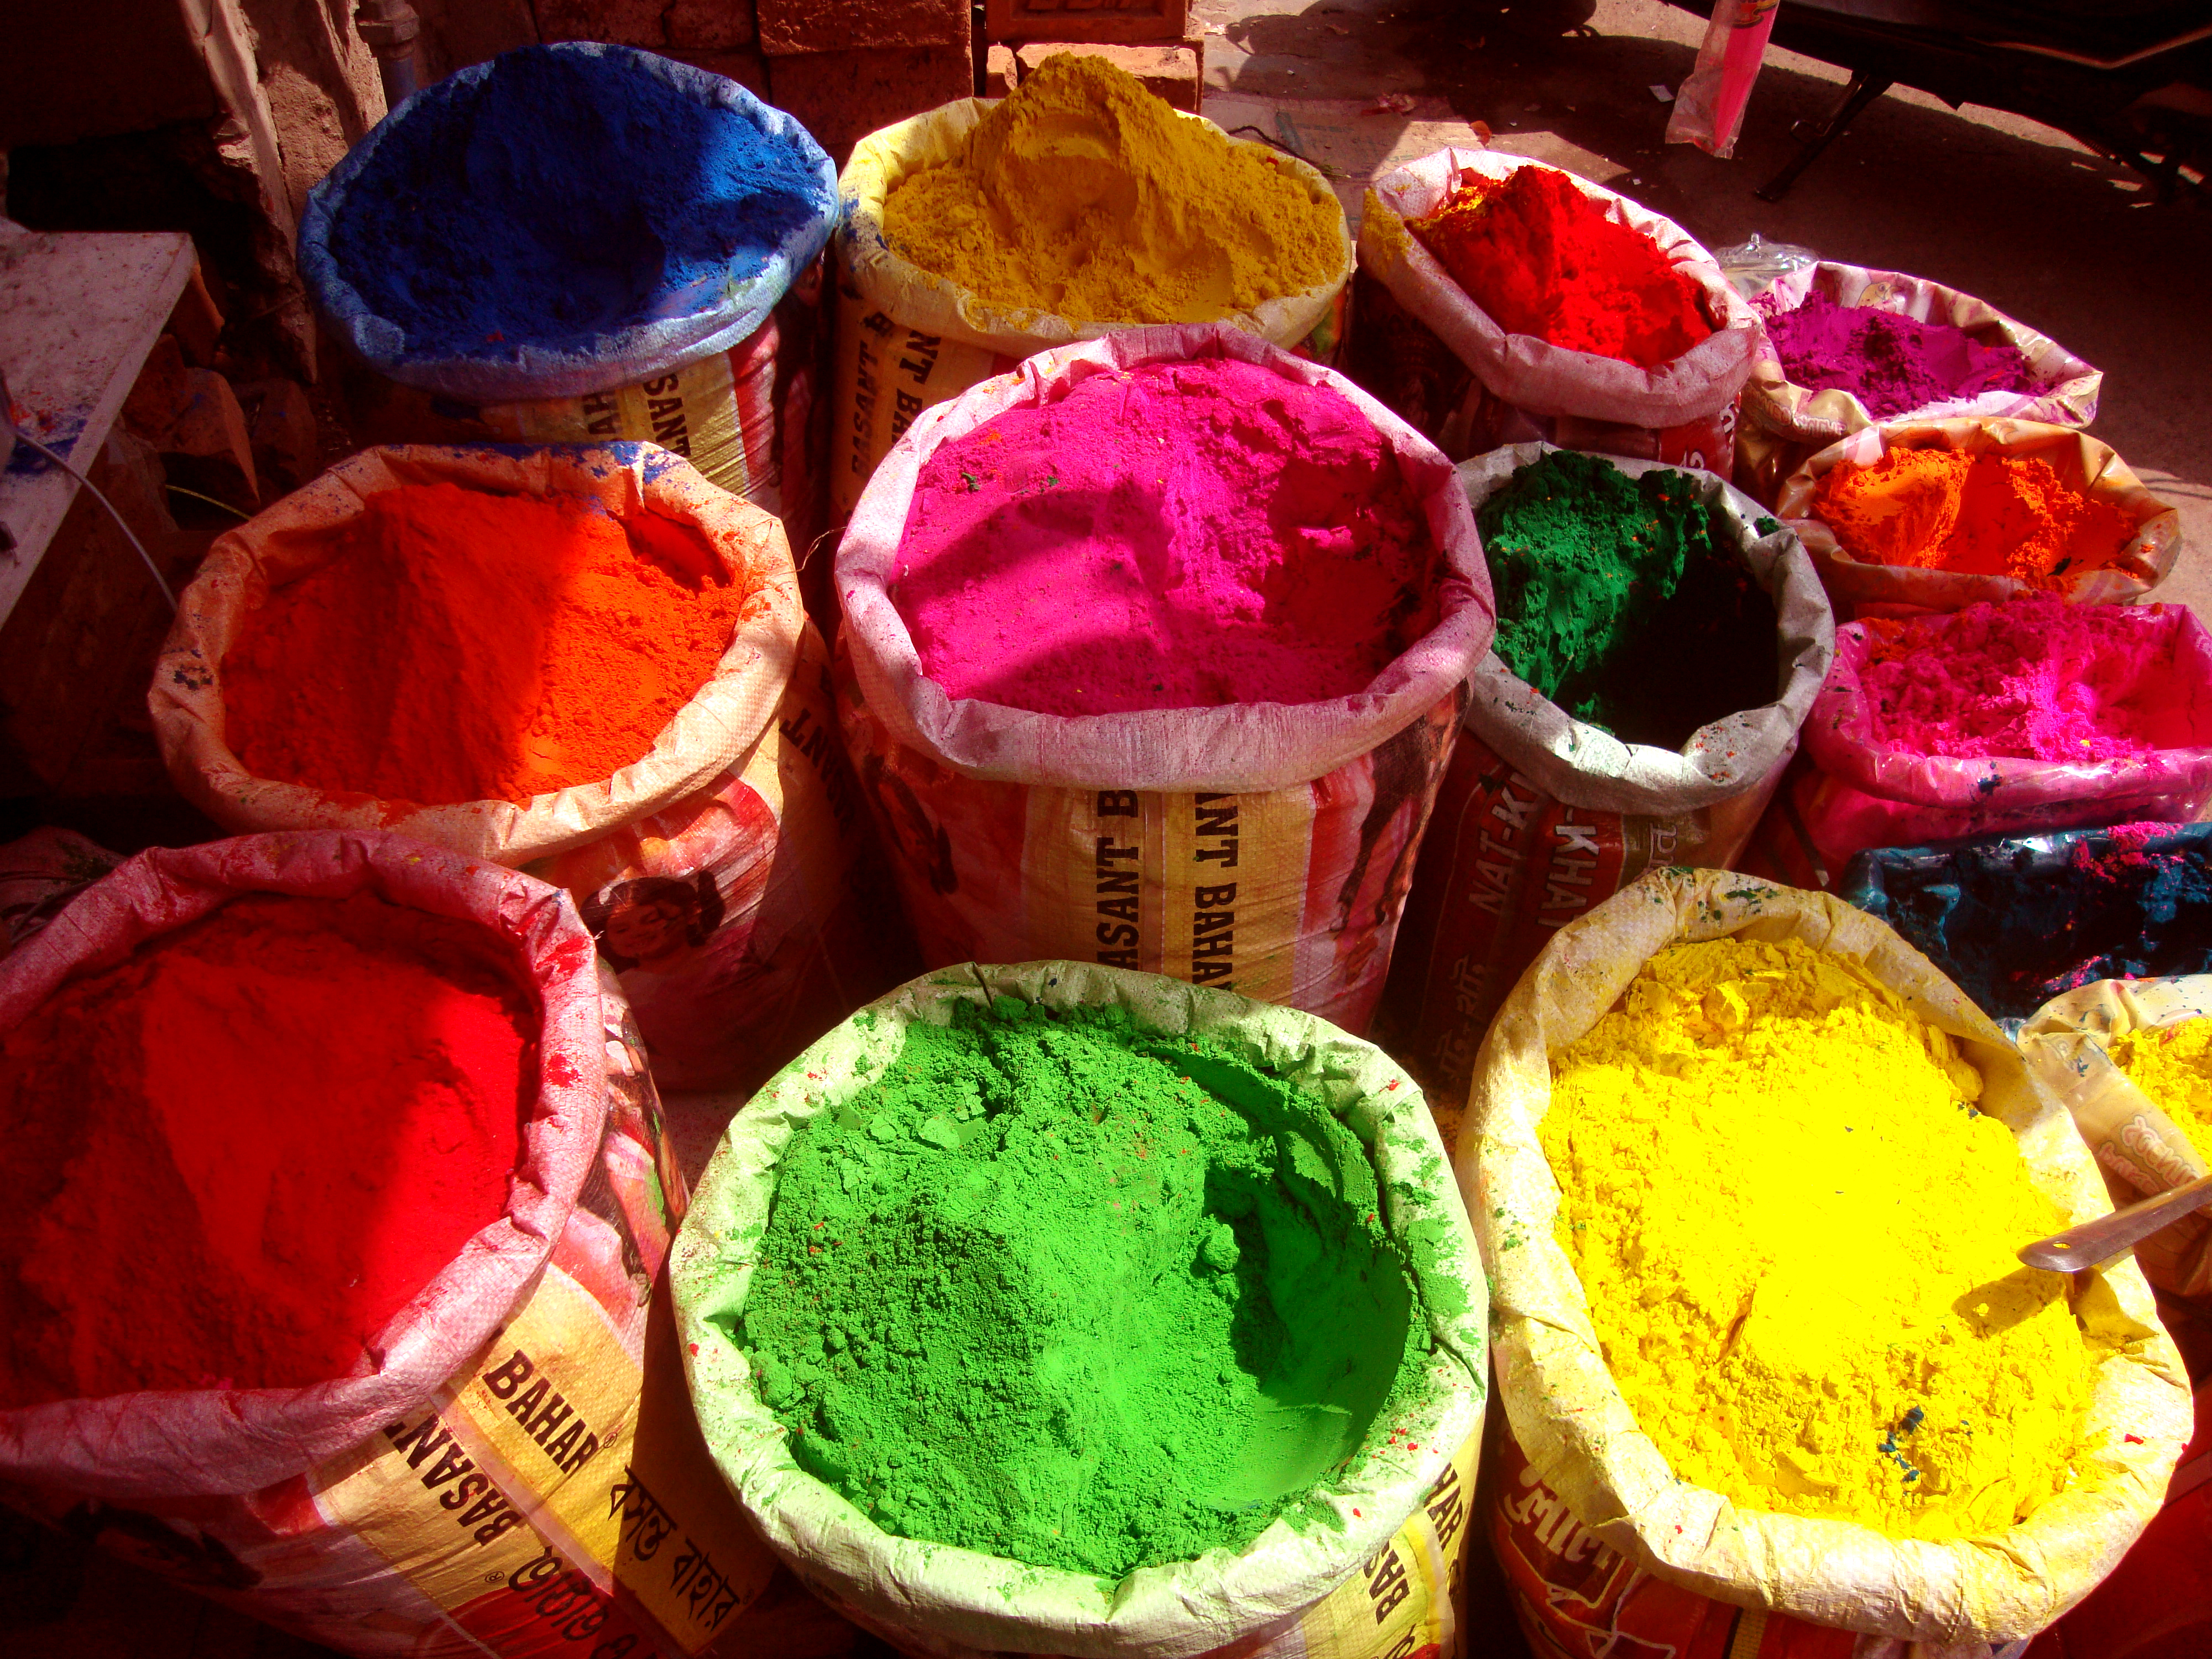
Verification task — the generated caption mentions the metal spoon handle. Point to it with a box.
[2018,1170,2212,1273]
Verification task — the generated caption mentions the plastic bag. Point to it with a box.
[0,831,799,1656]
[829,97,1352,525]
[1464,865,2190,1650]
[1665,0,1780,159]
[1376,444,1833,1125]
[150,443,908,1095]
[1352,148,1759,467]
[1840,823,2212,1026]
[833,324,1494,1036]
[299,44,838,404]
[1737,267,2103,505]
[2019,975,2212,1299]
[670,958,1490,1659]
[1775,419,2179,615]
[1710,232,1822,300]
[1784,603,2212,873]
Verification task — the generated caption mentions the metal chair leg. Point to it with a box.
[1756,70,1893,201]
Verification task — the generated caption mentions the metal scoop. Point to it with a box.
[2018,1170,2212,1273]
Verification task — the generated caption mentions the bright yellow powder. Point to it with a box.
[1541,937,2098,1540]
[881,53,1344,324]
[2107,1019,2212,1163]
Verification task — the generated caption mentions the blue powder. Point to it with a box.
[326,46,830,363]
[1841,824,2212,1023]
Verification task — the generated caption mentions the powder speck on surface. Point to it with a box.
[1408,165,1711,368]
[1758,288,2039,420]
[328,45,827,361]
[894,357,1442,716]
[738,997,1429,1578]
[225,481,757,805]
[1851,596,2174,763]
[1542,936,2096,1538]
[1813,448,2135,587]
[2108,1019,2212,1165]
[1848,823,2212,1021]
[882,54,1342,325]
[0,891,529,1406]
[1476,450,1777,747]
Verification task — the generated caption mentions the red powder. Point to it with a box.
[0,891,531,1405]
[224,482,755,806]
[1408,165,1712,368]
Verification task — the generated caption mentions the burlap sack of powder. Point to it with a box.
[832,324,1495,1039]
[1735,262,2103,504]
[2021,975,2212,1300]
[150,444,909,1097]
[0,831,817,1658]
[1353,148,1759,467]
[829,98,1352,524]
[1377,442,1834,1129]
[1776,418,2182,617]
[1465,865,2190,1653]
[671,958,1490,1659]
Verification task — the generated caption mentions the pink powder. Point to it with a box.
[1757,288,2038,421]
[893,357,1442,716]
[1855,596,2174,763]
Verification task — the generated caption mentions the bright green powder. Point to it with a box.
[1477,449,1780,748]
[739,997,1430,1579]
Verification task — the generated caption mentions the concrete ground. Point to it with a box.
[1192,0,2212,622]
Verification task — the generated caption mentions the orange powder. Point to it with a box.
[1812,448,2136,587]
[223,482,758,805]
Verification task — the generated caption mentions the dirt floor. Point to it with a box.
[1196,0,2212,624]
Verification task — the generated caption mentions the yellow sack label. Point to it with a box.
[830,265,1009,524]
[483,354,749,495]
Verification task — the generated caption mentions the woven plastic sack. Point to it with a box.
[1735,263,2101,504]
[670,958,1490,1659]
[2020,975,2212,1300]
[150,443,907,1095]
[1464,865,2192,1652]
[1775,419,2180,616]
[299,44,838,404]
[828,97,1352,524]
[1839,823,2212,1027]
[834,324,1493,1037]
[1352,148,1759,467]
[0,831,802,1656]
[1378,444,1833,1124]
[0,826,121,958]
[1782,603,2212,875]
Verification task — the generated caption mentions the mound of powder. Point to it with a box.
[0,891,529,1405]
[881,53,1343,324]
[1476,450,1778,747]
[1408,165,1711,368]
[894,356,1442,714]
[740,997,1429,1577]
[1545,936,2096,1538]
[1812,448,2135,587]
[1851,824,2212,1021]
[326,45,827,361]
[1758,288,2039,420]
[1853,596,2175,763]
[225,481,755,805]
[2109,1018,2212,1164]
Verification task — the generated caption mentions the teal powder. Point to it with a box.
[1477,450,1781,747]
[738,998,1431,1579]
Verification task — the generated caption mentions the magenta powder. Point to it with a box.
[1759,288,2039,420]
[893,358,1442,716]
[1855,596,2173,763]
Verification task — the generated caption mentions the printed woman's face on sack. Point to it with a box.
[605,895,692,966]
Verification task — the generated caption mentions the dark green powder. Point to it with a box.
[738,997,1430,1579]
[1477,450,1781,748]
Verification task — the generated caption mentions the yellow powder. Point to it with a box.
[2107,1019,2212,1162]
[881,53,1343,324]
[1540,937,2098,1540]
